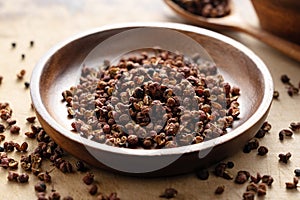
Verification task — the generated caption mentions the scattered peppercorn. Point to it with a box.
[280,129,293,137]
[38,172,52,183]
[0,103,83,198]
[37,192,47,200]
[11,42,16,48]
[0,75,3,85]
[0,123,5,133]
[0,146,4,152]
[215,185,225,195]
[49,192,61,200]
[25,131,36,138]
[96,193,109,200]
[287,87,294,97]
[258,183,267,190]
[273,91,279,99]
[8,159,18,169]
[7,118,16,126]
[15,141,28,152]
[7,171,19,182]
[280,75,300,97]
[25,116,36,124]
[3,141,15,152]
[35,181,47,192]
[279,152,292,163]
[257,188,266,196]
[243,144,252,153]
[257,146,268,156]
[108,192,120,200]
[286,182,296,189]
[0,102,12,120]
[196,168,209,180]
[226,161,234,169]
[262,121,272,131]
[76,160,88,172]
[17,69,26,79]
[10,125,20,134]
[279,130,284,141]
[246,183,258,193]
[243,138,259,153]
[249,138,259,149]
[281,75,290,84]
[223,171,234,180]
[56,160,73,173]
[18,173,29,183]
[243,191,255,200]
[294,169,300,177]
[83,172,94,185]
[30,40,34,47]
[255,122,272,138]
[159,188,178,199]
[21,54,25,60]
[261,175,274,186]
[24,82,30,88]
[89,184,98,195]
[290,122,300,132]
[285,177,298,189]
[235,171,250,184]
[255,129,266,138]
[0,134,5,141]
[214,162,227,177]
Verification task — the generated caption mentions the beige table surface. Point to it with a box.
[0,0,300,199]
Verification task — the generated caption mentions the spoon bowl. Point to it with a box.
[164,0,300,62]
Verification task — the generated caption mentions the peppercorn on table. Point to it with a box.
[0,0,300,199]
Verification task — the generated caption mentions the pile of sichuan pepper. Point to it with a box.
[62,49,240,149]
[172,0,231,18]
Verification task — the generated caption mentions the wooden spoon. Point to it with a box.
[164,0,300,62]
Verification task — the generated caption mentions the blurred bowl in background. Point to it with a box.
[251,0,300,45]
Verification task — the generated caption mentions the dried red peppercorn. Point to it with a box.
[89,184,98,195]
[159,188,178,199]
[215,185,225,195]
[35,181,47,192]
[83,172,94,185]
[257,146,268,156]
[279,152,292,163]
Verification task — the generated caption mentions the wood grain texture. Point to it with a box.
[0,0,300,199]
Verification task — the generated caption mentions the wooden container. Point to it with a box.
[251,0,300,45]
[30,23,273,177]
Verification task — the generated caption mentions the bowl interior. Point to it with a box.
[31,24,273,173]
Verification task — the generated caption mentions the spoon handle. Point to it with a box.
[239,25,300,62]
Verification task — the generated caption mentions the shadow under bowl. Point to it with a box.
[30,22,273,177]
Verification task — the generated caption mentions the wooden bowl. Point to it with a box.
[30,23,273,177]
[251,0,300,45]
